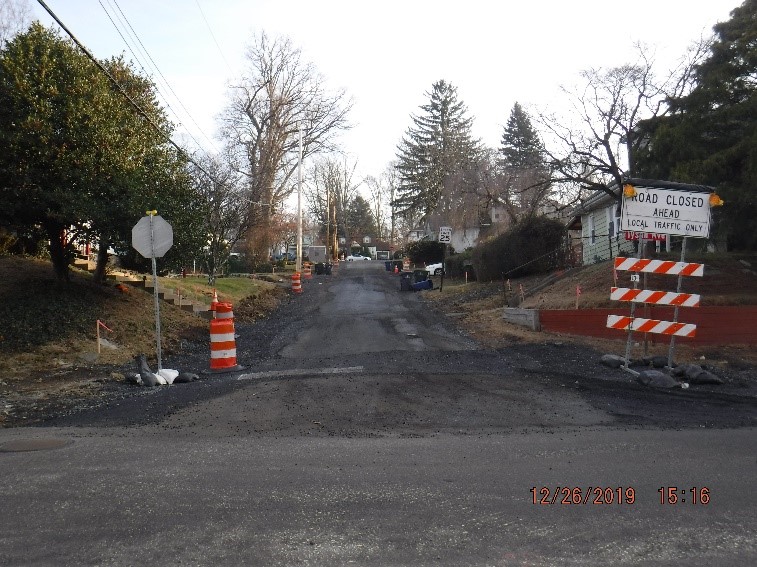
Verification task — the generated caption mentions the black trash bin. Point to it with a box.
[385,261,392,271]
[412,269,429,283]
[314,262,325,275]
[400,272,412,291]
[325,263,332,275]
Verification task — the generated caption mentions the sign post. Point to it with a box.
[132,211,173,370]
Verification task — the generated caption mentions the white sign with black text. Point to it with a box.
[620,187,711,238]
[438,226,452,243]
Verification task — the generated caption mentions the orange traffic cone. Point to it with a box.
[394,265,399,274]
[210,288,219,316]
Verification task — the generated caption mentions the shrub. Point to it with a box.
[471,217,568,281]
[406,240,452,265]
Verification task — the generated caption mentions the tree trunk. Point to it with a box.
[46,223,70,284]
[93,235,110,284]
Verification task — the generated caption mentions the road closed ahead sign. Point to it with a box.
[620,186,711,238]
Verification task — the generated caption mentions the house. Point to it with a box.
[567,185,631,265]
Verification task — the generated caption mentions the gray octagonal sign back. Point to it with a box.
[132,215,173,258]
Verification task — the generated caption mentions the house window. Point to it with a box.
[608,204,621,239]
[363,236,371,244]
[588,215,596,245]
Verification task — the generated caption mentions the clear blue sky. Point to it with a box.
[31,0,740,181]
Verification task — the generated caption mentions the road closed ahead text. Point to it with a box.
[621,187,711,238]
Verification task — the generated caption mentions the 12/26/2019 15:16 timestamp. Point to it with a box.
[530,487,712,505]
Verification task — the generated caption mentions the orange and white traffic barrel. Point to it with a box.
[215,301,235,321]
[291,272,302,294]
[208,309,243,372]
[403,258,410,271]
[303,262,312,279]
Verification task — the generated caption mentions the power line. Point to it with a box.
[34,0,217,183]
[97,0,220,153]
[194,0,235,76]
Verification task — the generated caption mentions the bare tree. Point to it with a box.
[364,174,392,241]
[220,32,351,261]
[536,40,711,202]
[306,157,359,259]
[0,0,31,48]
[189,154,248,283]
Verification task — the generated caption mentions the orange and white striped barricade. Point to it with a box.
[403,258,410,271]
[610,287,701,307]
[208,307,243,373]
[614,257,704,277]
[303,262,312,280]
[291,272,302,294]
[606,315,696,338]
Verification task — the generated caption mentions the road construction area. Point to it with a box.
[1,261,756,566]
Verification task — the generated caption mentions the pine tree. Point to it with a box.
[394,80,481,221]
[500,102,544,169]
[499,102,550,218]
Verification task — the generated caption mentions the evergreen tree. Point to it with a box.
[636,0,757,249]
[500,102,544,168]
[499,102,550,218]
[345,195,377,238]
[394,80,481,221]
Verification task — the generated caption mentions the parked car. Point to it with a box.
[346,254,371,261]
[426,262,444,275]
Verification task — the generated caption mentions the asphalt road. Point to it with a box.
[1,261,756,566]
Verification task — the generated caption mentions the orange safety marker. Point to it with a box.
[303,262,312,280]
[210,288,219,315]
[291,272,302,294]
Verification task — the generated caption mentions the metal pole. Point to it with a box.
[667,237,687,368]
[623,234,644,371]
[296,122,303,275]
[149,213,163,370]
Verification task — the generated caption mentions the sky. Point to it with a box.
[29,0,741,186]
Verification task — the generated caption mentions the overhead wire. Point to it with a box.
[97,0,220,153]
[33,0,271,208]
[194,0,235,77]
[34,0,217,182]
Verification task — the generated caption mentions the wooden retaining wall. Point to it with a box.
[538,306,757,346]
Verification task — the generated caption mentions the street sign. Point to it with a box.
[620,187,711,238]
[131,213,173,371]
[132,215,173,258]
[624,231,667,242]
[438,226,452,243]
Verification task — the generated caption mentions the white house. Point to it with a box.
[567,184,634,265]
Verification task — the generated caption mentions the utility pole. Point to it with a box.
[296,122,303,274]
[325,183,331,261]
